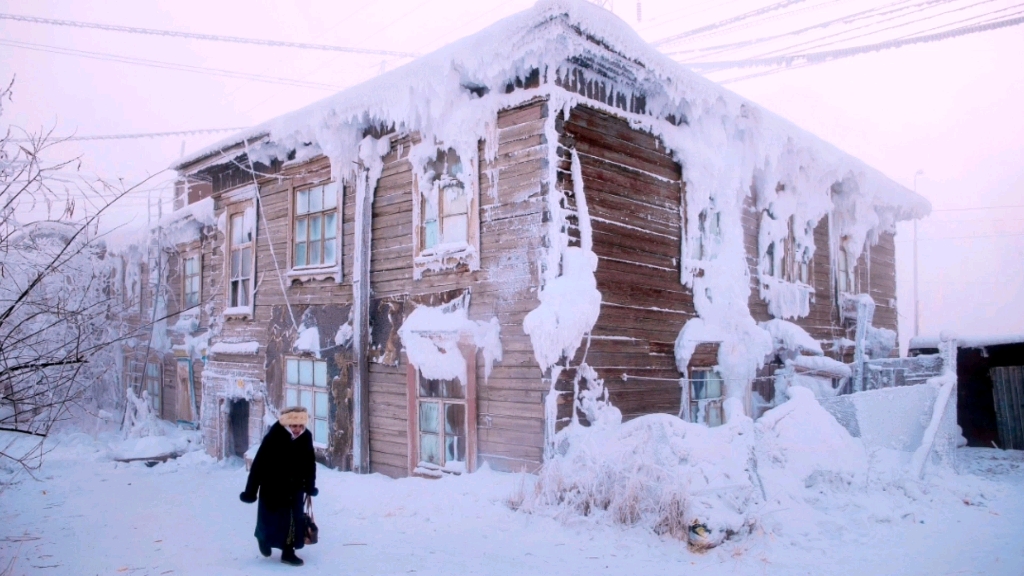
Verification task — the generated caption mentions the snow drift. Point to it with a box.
[519,386,873,549]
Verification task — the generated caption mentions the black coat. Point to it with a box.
[240,422,317,549]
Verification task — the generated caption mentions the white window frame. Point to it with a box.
[182,254,201,309]
[284,357,330,448]
[764,214,811,285]
[412,147,480,278]
[224,198,256,318]
[288,180,341,281]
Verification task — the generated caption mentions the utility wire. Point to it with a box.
[683,13,1024,71]
[0,38,344,91]
[7,127,247,143]
[0,12,419,58]
[652,0,811,47]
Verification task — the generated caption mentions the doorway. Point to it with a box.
[228,399,250,457]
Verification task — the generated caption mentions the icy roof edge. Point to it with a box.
[170,0,929,219]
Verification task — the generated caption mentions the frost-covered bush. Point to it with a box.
[0,78,139,470]
[521,410,762,549]
[517,385,876,550]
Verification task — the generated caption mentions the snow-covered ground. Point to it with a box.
[2,431,1023,576]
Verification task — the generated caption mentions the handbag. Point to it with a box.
[304,495,319,545]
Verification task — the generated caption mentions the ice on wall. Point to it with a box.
[398,295,503,384]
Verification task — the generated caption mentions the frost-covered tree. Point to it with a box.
[0,79,151,471]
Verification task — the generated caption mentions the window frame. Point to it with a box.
[223,198,257,318]
[288,179,341,281]
[145,360,162,418]
[283,356,330,448]
[411,147,481,278]
[764,214,811,285]
[182,253,202,310]
[687,368,724,427]
[406,347,477,476]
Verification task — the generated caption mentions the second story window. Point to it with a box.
[412,146,480,279]
[293,183,338,269]
[229,207,254,309]
[182,255,201,308]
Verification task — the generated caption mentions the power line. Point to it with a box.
[7,127,247,143]
[0,12,419,58]
[652,0,811,47]
[684,13,1024,72]
[0,38,344,91]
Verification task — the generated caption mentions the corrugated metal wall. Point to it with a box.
[991,366,1024,449]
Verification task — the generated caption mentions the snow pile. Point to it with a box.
[209,341,260,356]
[520,386,885,549]
[761,319,823,356]
[523,409,760,549]
[398,294,503,383]
[294,326,321,358]
[755,387,867,499]
[113,389,202,462]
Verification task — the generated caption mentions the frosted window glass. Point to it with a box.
[286,359,299,384]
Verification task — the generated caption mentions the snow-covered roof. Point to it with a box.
[170,0,929,222]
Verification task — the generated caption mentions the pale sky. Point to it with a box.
[1,0,1021,349]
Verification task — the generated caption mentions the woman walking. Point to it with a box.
[240,406,318,566]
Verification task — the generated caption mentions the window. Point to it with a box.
[414,374,468,474]
[836,243,856,294]
[285,357,329,446]
[764,214,810,284]
[182,255,201,308]
[145,362,162,416]
[696,209,721,260]
[293,183,338,269]
[689,369,724,427]
[413,147,480,277]
[228,207,255,309]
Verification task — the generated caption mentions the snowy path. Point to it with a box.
[2,439,1024,575]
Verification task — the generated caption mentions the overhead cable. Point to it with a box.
[666,0,934,58]
[683,13,1024,71]
[0,12,419,58]
[652,0,811,47]
[7,127,248,143]
[0,38,344,91]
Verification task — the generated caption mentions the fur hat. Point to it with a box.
[278,406,309,427]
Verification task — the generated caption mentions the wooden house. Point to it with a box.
[146,0,928,477]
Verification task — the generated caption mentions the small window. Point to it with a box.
[421,151,469,251]
[836,244,855,294]
[285,357,329,446]
[764,214,810,284]
[293,183,338,269]
[413,147,480,278]
[689,369,724,427]
[228,208,255,308]
[415,373,468,474]
[182,255,201,308]
[695,209,721,261]
[145,362,162,416]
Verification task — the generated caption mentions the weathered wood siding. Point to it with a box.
[555,105,693,423]
[365,98,550,478]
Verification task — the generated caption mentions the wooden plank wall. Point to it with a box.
[556,105,694,423]
[365,98,551,478]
